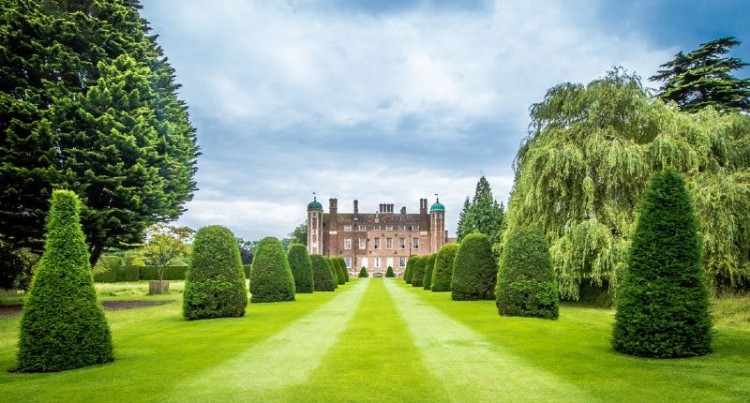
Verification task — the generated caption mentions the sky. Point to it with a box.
[139,0,750,242]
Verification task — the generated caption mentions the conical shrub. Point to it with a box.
[385,266,395,277]
[334,258,346,285]
[423,254,437,290]
[287,244,314,293]
[311,254,336,291]
[404,255,416,283]
[496,228,558,319]
[339,258,350,282]
[323,257,338,289]
[184,226,248,319]
[17,190,113,372]
[411,256,427,287]
[250,237,296,303]
[612,169,711,358]
[432,243,458,292]
[452,233,496,300]
[358,266,369,277]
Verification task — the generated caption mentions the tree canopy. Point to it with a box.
[505,68,750,299]
[651,36,750,113]
[456,176,505,243]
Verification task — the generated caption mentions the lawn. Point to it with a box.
[1,278,748,402]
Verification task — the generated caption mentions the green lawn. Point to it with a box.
[1,278,748,402]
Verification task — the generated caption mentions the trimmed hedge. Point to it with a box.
[18,190,113,372]
[338,258,350,282]
[496,228,559,319]
[385,266,395,277]
[451,233,496,300]
[250,237,296,303]
[183,226,247,320]
[423,254,436,290]
[404,256,416,283]
[432,243,458,292]
[124,265,140,282]
[139,265,188,280]
[243,264,252,279]
[311,254,336,291]
[333,258,346,285]
[323,257,338,289]
[358,266,368,278]
[92,255,123,283]
[612,169,711,358]
[411,256,427,287]
[287,244,314,293]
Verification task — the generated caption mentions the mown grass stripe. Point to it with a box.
[383,279,592,402]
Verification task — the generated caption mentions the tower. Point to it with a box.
[429,196,446,252]
[307,194,324,255]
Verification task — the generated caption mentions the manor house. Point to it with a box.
[307,196,447,276]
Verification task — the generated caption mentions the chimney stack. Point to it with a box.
[353,199,358,214]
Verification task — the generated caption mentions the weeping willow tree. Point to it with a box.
[505,68,750,300]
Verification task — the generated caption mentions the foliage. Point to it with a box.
[358,266,369,278]
[505,68,750,299]
[138,265,188,280]
[612,170,711,357]
[333,258,346,285]
[496,228,559,319]
[452,233,496,300]
[339,258,350,282]
[137,224,194,284]
[410,256,427,288]
[0,244,39,290]
[423,254,436,290]
[311,254,336,291]
[457,176,505,243]
[385,266,395,277]
[431,243,458,292]
[287,244,314,293]
[288,223,308,246]
[17,190,113,372]
[324,257,338,289]
[0,0,199,275]
[93,255,125,283]
[183,226,247,320]
[651,37,750,113]
[250,237,296,303]
[236,238,255,265]
[404,256,416,284]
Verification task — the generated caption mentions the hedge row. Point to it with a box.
[93,263,188,282]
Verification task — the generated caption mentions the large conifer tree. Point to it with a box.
[612,169,711,357]
[457,177,504,243]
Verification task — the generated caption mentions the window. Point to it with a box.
[374,225,381,231]
[345,257,352,268]
[344,238,352,250]
[399,238,405,249]
[343,225,352,232]
[399,257,407,268]
[412,238,419,250]
[399,225,406,231]
[361,257,368,268]
[386,238,393,249]
[374,257,381,268]
[387,257,394,268]
[374,238,380,249]
[359,238,366,249]
[358,224,366,231]
[411,225,420,231]
[386,225,393,231]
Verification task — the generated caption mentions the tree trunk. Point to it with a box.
[148,280,169,295]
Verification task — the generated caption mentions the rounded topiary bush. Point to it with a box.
[411,256,427,287]
[358,266,369,278]
[432,243,458,292]
[183,226,248,319]
[17,190,114,372]
[612,169,711,358]
[496,228,559,319]
[452,233,497,301]
[385,266,395,277]
[250,237,296,303]
[311,254,336,291]
[423,254,437,290]
[287,244,314,293]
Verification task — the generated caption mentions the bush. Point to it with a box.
[250,237,296,303]
[404,256,416,283]
[183,226,247,320]
[333,258,346,285]
[496,228,559,319]
[17,190,113,372]
[323,257,338,289]
[411,256,427,287]
[124,265,140,282]
[423,254,437,290]
[358,266,368,278]
[139,265,188,280]
[287,244,314,293]
[385,266,395,277]
[311,254,336,291]
[338,258,350,282]
[243,264,252,279]
[612,169,711,358]
[432,243,458,292]
[452,233,496,301]
[92,255,123,283]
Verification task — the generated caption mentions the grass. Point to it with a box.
[1,278,748,402]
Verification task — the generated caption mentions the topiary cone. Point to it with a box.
[287,244,314,293]
[451,233,497,300]
[250,237,296,303]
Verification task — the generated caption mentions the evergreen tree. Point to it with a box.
[310,254,336,291]
[358,266,369,278]
[18,190,113,372]
[496,228,559,319]
[404,256,416,283]
[323,257,338,289]
[452,233,496,301]
[457,177,505,243]
[422,254,436,290]
[612,170,711,358]
[183,226,247,319]
[411,256,427,288]
[287,244,314,293]
[334,258,346,285]
[456,197,471,241]
[250,237,296,303]
[385,266,395,277]
[340,258,350,282]
[651,37,750,113]
[431,243,458,292]
[0,0,198,281]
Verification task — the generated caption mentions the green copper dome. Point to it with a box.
[430,198,445,212]
[308,197,323,211]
